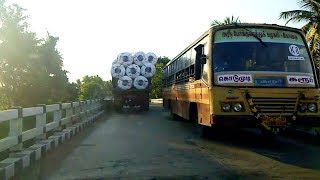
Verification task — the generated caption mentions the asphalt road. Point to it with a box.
[23,103,320,179]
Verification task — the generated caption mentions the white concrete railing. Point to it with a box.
[0,99,104,179]
[150,99,163,104]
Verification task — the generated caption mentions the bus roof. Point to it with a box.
[164,23,304,68]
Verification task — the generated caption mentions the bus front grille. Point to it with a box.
[252,97,297,115]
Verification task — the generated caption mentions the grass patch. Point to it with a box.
[0,121,9,139]
[23,138,35,148]
[61,109,66,118]
[0,150,9,161]
[46,112,53,123]
[23,116,36,131]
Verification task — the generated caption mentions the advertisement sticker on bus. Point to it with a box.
[288,44,305,61]
[254,77,285,87]
[214,28,304,45]
[217,74,252,84]
[287,75,314,85]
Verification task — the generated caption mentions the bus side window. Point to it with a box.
[186,50,192,82]
[189,48,196,81]
[202,42,209,83]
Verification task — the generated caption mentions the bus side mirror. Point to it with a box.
[195,59,201,80]
[201,54,207,64]
[194,44,205,80]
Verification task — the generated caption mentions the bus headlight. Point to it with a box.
[298,103,307,112]
[233,103,243,112]
[222,104,231,112]
[307,103,317,112]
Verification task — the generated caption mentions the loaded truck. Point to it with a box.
[112,78,150,112]
[110,51,158,112]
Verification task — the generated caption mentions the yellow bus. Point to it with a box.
[162,23,320,135]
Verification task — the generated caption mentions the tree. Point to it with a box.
[211,15,241,26]
[150,57,170,99]
[65,82,80,102]
[0,1,78,109]
[279,0,320,60]
[0,1,40,107]
[37,33,73,104]
[79,75,110,100]
[105,80,113,97]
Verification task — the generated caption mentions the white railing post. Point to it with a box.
[9,107,23,152]
[53,103,62,131]
[86,100,90,118]
[82,101,87,121]
[91,100,94,114]
[71,102,78,123]
[79,101,83,122]
[94,100,97,113]
[59,103,64,128]
[66,102,73,124]
[36,104,46,140]
[88,100,91,114]
[96,99,100,113]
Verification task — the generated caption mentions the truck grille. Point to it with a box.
[252,97,297,115]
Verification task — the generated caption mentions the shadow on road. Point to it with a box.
[197,127,320,171]
[153,107,320,175]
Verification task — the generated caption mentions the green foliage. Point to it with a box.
[79,75,111,100]
[0,1,78,110]
[279,0,320,60]
[105,80,113,97]
[150,57,170,99]
[211,15,241,26]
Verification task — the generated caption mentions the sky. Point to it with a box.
[8,0,306,82]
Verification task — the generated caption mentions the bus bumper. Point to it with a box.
[212,115,320,127]
[292,116,320,127]
[213,115,258,127]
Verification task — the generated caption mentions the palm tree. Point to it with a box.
[211,15,241,26]
[279,0,320,59]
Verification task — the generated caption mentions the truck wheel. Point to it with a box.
[141,101,149,111]
[145,100,150,111]
[114,105,123,113]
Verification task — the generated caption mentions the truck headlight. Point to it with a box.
[233,103,243,112]
[222,104,231,112]
[308,103,317,112]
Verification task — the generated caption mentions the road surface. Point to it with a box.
[23,103,320,179]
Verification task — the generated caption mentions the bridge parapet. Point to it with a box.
[0,99,105,179]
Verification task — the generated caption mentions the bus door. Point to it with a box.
[195,43,211,126]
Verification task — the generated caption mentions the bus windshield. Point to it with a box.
[213,28,315,87]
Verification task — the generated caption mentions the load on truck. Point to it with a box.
[110,52,158,112]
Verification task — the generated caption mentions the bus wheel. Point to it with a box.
[170,111,180,120]
[201,125,212,138]
[314,128,320,137]
[189,103,198,122]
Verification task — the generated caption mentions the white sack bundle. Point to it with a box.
[133,51,146,66]
[111,64,125,78]
[112,59,118,65]
[117,52,133,67]
[133,76,149,90]
[141,63,156,78]
[117,76,133,90]
[144,52,158,65]
[126,64,141,79]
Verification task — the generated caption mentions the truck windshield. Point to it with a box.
[213,28,315,87]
